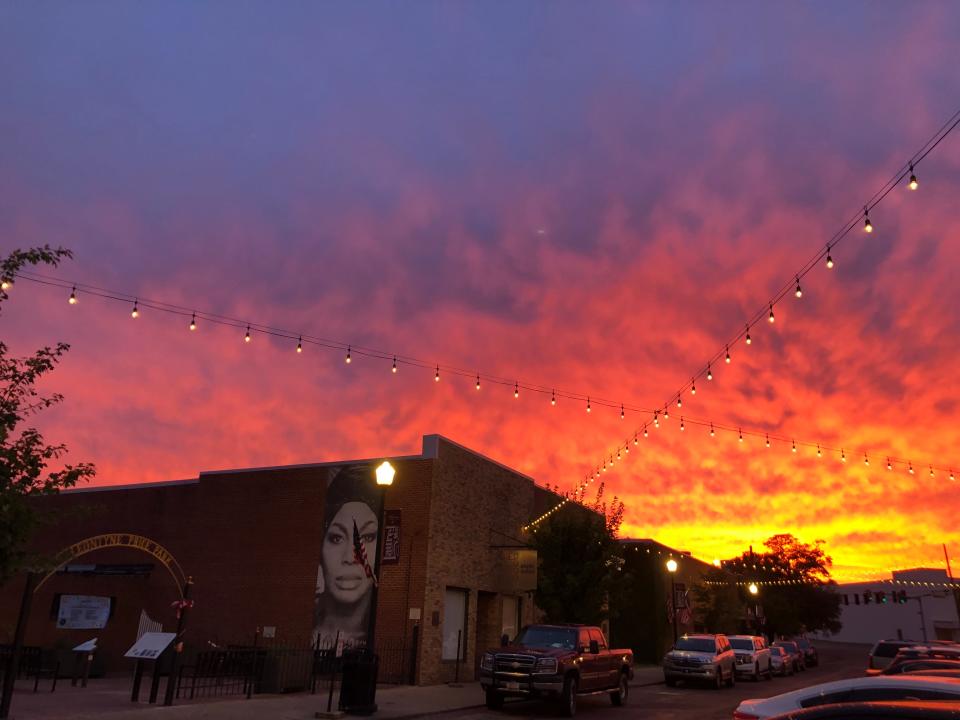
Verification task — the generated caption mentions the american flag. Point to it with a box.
[353,519,378,587]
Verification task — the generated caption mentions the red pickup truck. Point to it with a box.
[479,624,633,716]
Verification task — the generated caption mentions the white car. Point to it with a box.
[729,635,772,681]
[733,676,960,719]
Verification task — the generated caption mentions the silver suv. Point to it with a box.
[728,635,772,681]
[663,633,737,689]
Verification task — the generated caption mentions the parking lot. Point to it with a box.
[438,641,871,720]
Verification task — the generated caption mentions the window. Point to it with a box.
[578,629,591,653]
[799,690,852,708]
[442,588,468,660]
[854,594,860,605]
[843,594,849,605]
[589,628,607,651]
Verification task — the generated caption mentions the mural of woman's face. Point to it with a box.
[322,501,378,605]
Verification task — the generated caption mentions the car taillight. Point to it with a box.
[733,712,759,720]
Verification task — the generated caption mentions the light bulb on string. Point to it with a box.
[663,405,669,420]
[908,163,918,190]
[643,426,649,438]
[909,463,915,475]
[950,470,955,481]
[677,395,682,408]
[929,465,935,478]
[817,445,822,458]
[0,279,11,290]
[586,397,591,414]
[792,440,797,453]
[617,448,621,460]
[189,313,197,331]
[768,303,775,323]
[633,433,638,446]
[346,346,352,364]
[434,366,440,382]
[476,374,481,391]
[68,286,78,305]
[707,364,713,381]
[680,417,685,432]
[864,206,873,233]
[514,382,519,399]
[620,404,625,420]
[765,434,771,448]
[795,277,802,298]
[244,325,251,342]
[690,379,696,395]
[391,356,397,371]
[826,245,834,269]
[297,337,303,353]
[608,455,614,467]
[709,423,715,438]
[745,325,752,345]
[131,300,139,318]
[863,453,869,466]
[841,449,847,463]
[551,389,557,405]
[739,428,744,443]
[653,412,659,428]
[725,346,731,364]
[624,441,629,454]
[887,458,892,471]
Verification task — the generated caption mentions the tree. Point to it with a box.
[0,246,96,585]
[531,484,625,625]
[691,568,745,635]
[723,534,842,637]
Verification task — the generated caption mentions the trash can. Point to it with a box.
[339,651,379,715]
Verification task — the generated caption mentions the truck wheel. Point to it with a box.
[485,689,503,711]
[714,670,723,690]
[726,666,736,688]
[610,671,628,706]
[561,675,578,717]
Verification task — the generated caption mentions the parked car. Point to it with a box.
[868,640,921,674]
[772,641,805,672]
[795,637,819,667]
[763,700,960,720]
[895,646,960,662]
[479,624,633,716]
[733,676,960,719]
[770,646,794,677]
[729,635,773,681]
[663,633,737,689]
[883,658,960,676]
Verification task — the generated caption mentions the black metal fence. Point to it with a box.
[175,636,414,701]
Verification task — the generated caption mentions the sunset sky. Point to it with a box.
[2,3,959,582]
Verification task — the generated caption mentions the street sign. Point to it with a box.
[124,632,176,660]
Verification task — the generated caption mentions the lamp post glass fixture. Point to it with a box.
[748,582,759,595]
[666,559,679,643]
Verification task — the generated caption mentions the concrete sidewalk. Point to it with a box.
[6,665,663,720]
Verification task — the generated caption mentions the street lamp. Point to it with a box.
[350,461,395,714]
[666,559,678,644]
[749,583,759,595]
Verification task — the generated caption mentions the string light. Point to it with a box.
[551,389,556,405]
[765,434,771,448]
[768,303,775,323]
[244,325,251,342]
[391,355,397,371]
[739,428,744,443]
[795,277,802,298]
[707,364,713,381]
[817,445,822,458]
[663,405,669,420]
[745,324,752,345]
[475,374,481,391]
[864,206,873,233]
[909,463,915,475]
[826,245,834,269]
[951,470,955,481]
[792,440,797,453]
[690,379,696,395]
[620,404,625,420]
[131,300,139,318]
[680,417,685,432]
[929,465,935,478]
[624,440,629,453]
[514,382,520,398]
[908,163,918,190]
[841,448,846,463]
[586,397,591,413]
[887,458,892,471]
[643,426,649,438]
[0,279,11,290]
[709,423,715,438]
[68,286,78,304]
[189,313,197,331]
[863,452,869,466]
[633,433,638,446]
[345,346,352,364]
[676,395,682,408]
[653,412,659,428]
[434,366,440,382]
[725,346,731,364]
[298,337,304,353]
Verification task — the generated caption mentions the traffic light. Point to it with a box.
[877,591,887,604]
[897,590,908,604]
[863,590,872,604]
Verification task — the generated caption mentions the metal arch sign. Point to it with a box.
[34,534,187,598]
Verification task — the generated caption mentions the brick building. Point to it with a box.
[0,435,575,685]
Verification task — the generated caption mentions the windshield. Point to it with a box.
[674,638,716,653]
[774,642,798,652]
[515,627,577,650]
[730,638,754,651]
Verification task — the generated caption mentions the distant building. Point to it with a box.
[814,569,960,644]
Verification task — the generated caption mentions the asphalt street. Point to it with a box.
[434,641,870,720]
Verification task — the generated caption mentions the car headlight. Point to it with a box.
[481,653,494,671]
[534,657,558,674]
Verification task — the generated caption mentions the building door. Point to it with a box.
[501,595,519,642]
[474,591,498,680]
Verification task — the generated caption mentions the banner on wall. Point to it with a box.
[381,510,401,565]
[57,595,111,629]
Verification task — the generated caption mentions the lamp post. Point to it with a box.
[666,559,678,644]
[365,461,395,651]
